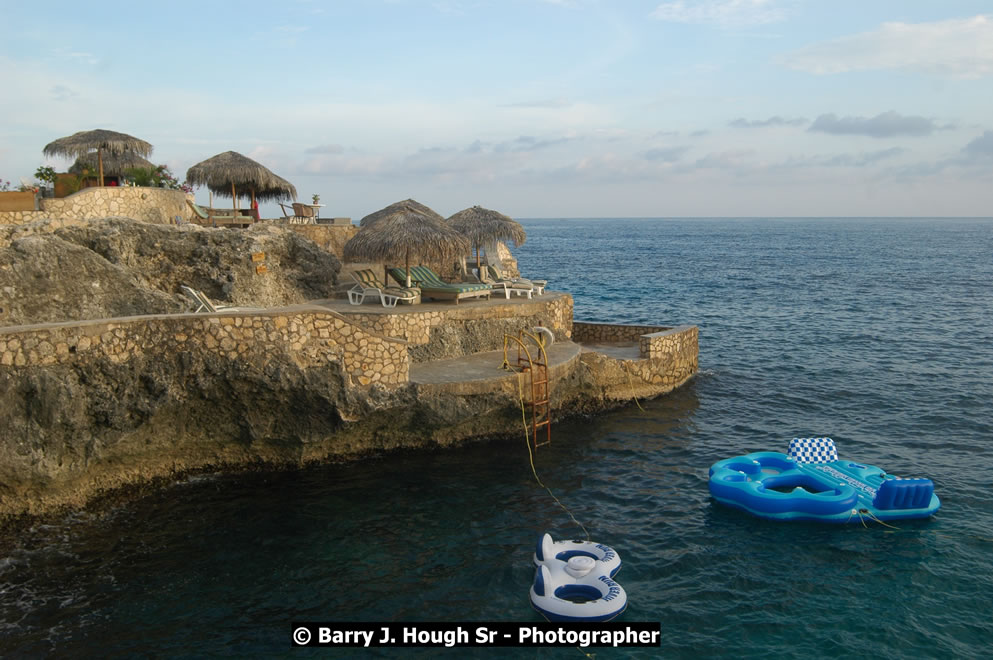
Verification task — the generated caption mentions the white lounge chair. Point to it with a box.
[181,285,237,313]
[482,265,543,297]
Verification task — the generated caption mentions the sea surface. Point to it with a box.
[2,218,992,658]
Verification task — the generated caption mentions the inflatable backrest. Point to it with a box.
[535,533,555,562]
[532,564,551,597]
[873,478,934,510]
[788,437,838,464]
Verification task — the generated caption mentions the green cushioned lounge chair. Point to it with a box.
[388,265,492,304]
[348,269,420,307]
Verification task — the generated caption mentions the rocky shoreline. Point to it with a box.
[0,217,698,526]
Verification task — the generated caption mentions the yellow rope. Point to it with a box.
[518,372,590,541]
[625,367,646,412]
[862,508,902,530]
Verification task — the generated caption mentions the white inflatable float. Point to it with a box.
[529,533,627,622]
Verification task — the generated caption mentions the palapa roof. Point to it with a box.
[185,151,297,202]
[43,129,153,159]
[359,198,445,226]
[69,152,154,176]
[447,205,526,248]
[344,203,470,265]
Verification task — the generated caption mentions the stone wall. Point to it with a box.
[576,323,699,400]
[640,325,698,364]
[34,187,192,225]
[573,321,672,344]
[341,293,573,361]
[0,210,46,226]
[0,307,408,388]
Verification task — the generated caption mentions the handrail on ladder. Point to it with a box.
[501,330,552,449]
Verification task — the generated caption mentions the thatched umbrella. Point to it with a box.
[359,198,445,227]
[344,202,470,287]
[69,152,154,178]
[447,205,527,274]
[43,129,153,187]
[185,151,297,214]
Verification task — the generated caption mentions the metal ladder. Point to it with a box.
[502,330,551,449]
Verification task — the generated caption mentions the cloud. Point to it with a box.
[690,129,711,138]
[808,111,939,138]
[962,131,993,158]
[50,84,78,101]
[643,146,688,162]
[501,99,572,109]
[729,116,806,128]
[694,149,755,169]
[779,15,993,79]
[651,0,786,27]
[782,147,906,168]
[494,135,573,152]
[305,144,344,155]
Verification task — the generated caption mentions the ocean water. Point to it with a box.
[2,218,992,658]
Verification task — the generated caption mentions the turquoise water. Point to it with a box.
[2,218,992,657]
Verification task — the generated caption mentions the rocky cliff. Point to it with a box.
[0,218,341,327]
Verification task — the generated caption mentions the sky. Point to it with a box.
[1,0,992,219]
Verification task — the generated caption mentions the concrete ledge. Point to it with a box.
[410,341,581,396]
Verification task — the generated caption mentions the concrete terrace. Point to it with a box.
[409,342,580,386]
[306,293,652,388]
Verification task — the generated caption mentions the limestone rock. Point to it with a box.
[0,218,341,326]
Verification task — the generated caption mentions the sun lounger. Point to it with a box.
[291,203,316,224]
[486,264,546,295]
[388,265,492,304]
[348,269,421,307]
[181,285,242,313]
[476,265,534,299]
[186,200,254,226]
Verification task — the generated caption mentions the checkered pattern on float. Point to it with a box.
[788,437,838,464]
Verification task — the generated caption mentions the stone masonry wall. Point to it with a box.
[577,323,699,400]
[0,307,408,388]
[573,321,672,344]
[640,325,698,364]
[0,210,46,226]
[34,187,192,225]
[342,293,573,361]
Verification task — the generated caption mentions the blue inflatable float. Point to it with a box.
[709,437,940,523]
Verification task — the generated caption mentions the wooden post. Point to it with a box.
[97,148,105,187]
[231,182,237,213]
